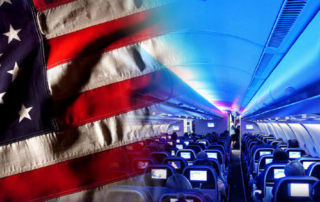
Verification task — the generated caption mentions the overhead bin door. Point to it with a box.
[302,124,320,156]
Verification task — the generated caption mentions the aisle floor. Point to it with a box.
[229,150,252,202]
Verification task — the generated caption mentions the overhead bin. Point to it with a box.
[242,10,320,119]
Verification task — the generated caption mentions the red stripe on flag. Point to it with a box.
[0,142,147,202]
[32,0,77,11]
[46,7,167,69]
[55,69,172,127]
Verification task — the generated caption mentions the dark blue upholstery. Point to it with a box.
[150,151,170,164]
[272,176,318,202]
[182,165,218,190]
[162,157,188,174]
[143,164,176,187]
[132,157,158,172]
[306,162,320,179]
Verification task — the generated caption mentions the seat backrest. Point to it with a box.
[186,145,203,154]
[144,165,176,187]
[158,142,168,151]
[298,157,320,171]
[144,145,160,153]
[197,139,209,147]
[262,163,286,198]
[207,145,225,155]
[162,157,188,174]
[182,165,218,190]
[106,185,153,202]
[204,149,224,166]
[193,158,222,178]
[257,154,273,175]
[253,148,274,162]
[306,162,320,179]
[159,191,207,202]
[189,142,206,150]
[150,152,170,165]
[310,180,320,201]
[167,140,175,146]
[174,143,186,150]
[176,149,197,164]
[285,148,306,160]
[272,176,318,202]
[132,157,158,172]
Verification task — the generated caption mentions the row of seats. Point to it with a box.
[104,132,232,202]
[242,133,320,202]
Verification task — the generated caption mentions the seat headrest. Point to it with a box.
[144,165,176,187]
[182,165,218,189]
[273,148,289,161]
[273,176,318,202]
[288,139,299,148]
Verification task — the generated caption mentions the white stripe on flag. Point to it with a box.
[37,0,176,39]
[0,103,169,178]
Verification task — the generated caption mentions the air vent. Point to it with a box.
[267,0,308,48]
[255,53,274,77]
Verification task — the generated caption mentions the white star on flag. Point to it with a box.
[7,62,19,82]
[0,0,11,7]
[0,92,5,104]
[3,24,21,44]
[18,104,33,122]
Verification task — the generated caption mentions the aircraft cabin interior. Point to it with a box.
[1,0,320,202]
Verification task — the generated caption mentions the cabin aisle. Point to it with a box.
[229,150,251,202]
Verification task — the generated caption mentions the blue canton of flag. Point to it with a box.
[0,0,57,145]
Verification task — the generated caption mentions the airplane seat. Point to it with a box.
[197,139,209,147]
[176,149,197,166]
[150,151,170,164]
[163,157,188,174]
[297,157,320,171]
[251,148,274,175]
[207,145,225,155]
[288,139,300,148]
[170,148,179,157]
[310,180,320,202]
[189,142,206,150]
[144,145,160,153]
[271,176,318,202]
[182,165,218,201]
[167,140,175,146]
[105,185,153,202]
[193,158,226,183]
[257,154,273,176]
[186,145,203,154]
[174,143,187,150]
[285,148,306,160]
[158,142,169,151]
[159,191,213,202]
[143,164,176,187]
[276,143,288,150]
[203,149,225,174]
[132,157,158,172]
[306,162,320,179]
[252,163,287,201]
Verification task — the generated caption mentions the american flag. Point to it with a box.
[0,0,222,201]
